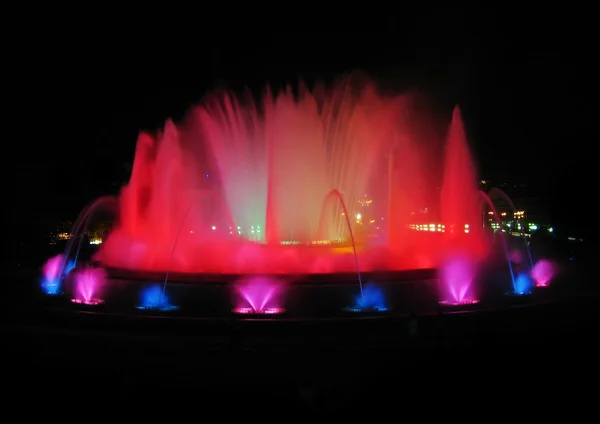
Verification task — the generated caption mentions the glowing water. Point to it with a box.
[41,254,74,294]
[161,189,239,302]
[322,189,363,298]
[347,282,388,312]
[439,256,478,305]
[71,267,106,305]
[488,187,533,268]
[39,77,526,311]
[480,191,517,292]
[513,272,534,295]
[531,259,557,287]
[438,107,484,304]
[40,196,115,296]
[233,276,285,314]
[65,76,483,276]
[440,107,482,236]
[60,196,118,277]
[137,284,178,311]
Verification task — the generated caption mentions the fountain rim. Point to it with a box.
[96,263,439,286]
[33,294,572,326]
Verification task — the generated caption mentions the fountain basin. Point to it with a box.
[344,306,389,313]
[232,307,285,315]
[27,259,589,326]
[135,305,180,312]
[505,291,532,297]
[438,299,480,306]
[71,298,104,306]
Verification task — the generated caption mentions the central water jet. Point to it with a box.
[438,107,485,306]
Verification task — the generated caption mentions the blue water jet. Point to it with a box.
[346,282,388,312]
[137,284,179,311]
[506,272,534,296]
[41,279,60,295]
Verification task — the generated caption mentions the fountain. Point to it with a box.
[488,187,534,269]
[95,76,468,276]
[480,192,527,295]
[70,266,106,305]
[233,276,285,315]
[43,74,496,314]
[137,284,178,311]
[40,196,118,295]
[321,188,369,311]
[438,256,479,306]
[531,259,558,288]
[346,282,388,312]
[486,188,559,291]
[438,107,484,306]
[160,189,240,305]
[41,254,74,295]
[512,272,534,295]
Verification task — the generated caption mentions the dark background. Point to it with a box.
[9,10,594,241]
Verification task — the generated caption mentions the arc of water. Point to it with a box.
[72,197,119,266]
[322,189,363,299]
[59,196,118,280]
[480,191,516,291]
[487,188,534,269]
[161,189,239,305]
[316,190,342,243]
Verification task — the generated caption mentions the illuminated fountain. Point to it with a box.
[511,272,534,295]
[481,190,558,295]
[42,74,498,315]
[480,192,531,296]
[531,259,558,288]
[485,189,559,291]
[488,187,534,269]
[346,282,388,312]
[41,254,74,295]
[438,107,485,306]
[137,284,178,311]
[233,276,285,315]
[41,197,117,295]
[70,267,106,306]
[438,256,479,306]
[95,76,461,276]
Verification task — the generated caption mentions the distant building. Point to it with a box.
[48,221,73,245]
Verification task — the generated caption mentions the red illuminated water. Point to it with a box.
[440,107,484,251]
[95,76,484,275]
[438,107,488,304]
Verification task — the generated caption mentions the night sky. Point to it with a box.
[11,13,594,240]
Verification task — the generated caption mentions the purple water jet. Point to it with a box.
[233,276,285,314]
[531,259,557,288]
[43,254,64,283]
[41,254,75,295]
[438,255,479,306]
[71,267,106,305]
